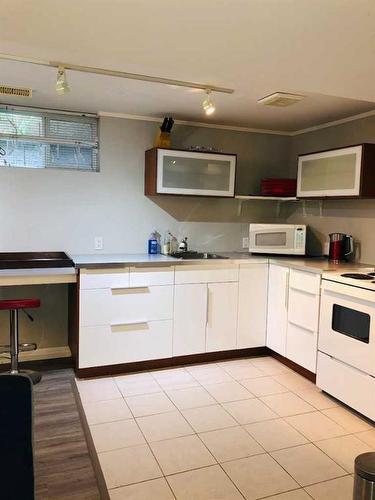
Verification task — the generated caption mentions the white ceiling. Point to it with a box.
[1,0,375,132]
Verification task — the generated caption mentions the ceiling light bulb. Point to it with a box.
[202,90,215,115]
[56,66,70,95]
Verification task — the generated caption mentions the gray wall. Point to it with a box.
[0,117,291,254]
[286,114,375,263]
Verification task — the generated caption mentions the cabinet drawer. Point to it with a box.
[80,285,173,326]
[288,288,320,332]
[286,323,317,373]
[79,320,173,368]
[289,269,320,295]
[317,352,375,421]
[80,268,129,290]
[129,266,174,286]
[175,264,239,284]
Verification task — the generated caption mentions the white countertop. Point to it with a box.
[72,252,267,268]
[72,252,372,273]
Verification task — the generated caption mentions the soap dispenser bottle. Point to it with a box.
[148,231,159,254]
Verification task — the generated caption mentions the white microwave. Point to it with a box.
[249,224,306,255]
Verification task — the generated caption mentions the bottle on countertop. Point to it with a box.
[178,237,188,252]
[148,230,160,254]
[162,231,171,255]
[169,233,178,254]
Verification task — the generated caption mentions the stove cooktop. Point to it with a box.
[323,268,375,290]
[340,273,374,280]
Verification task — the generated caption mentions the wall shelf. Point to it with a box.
[235,195,298,201]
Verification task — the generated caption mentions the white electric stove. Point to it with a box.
[317,267,375,421]
[322,268,375,291]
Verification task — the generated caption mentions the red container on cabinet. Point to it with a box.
[261,178,297,197]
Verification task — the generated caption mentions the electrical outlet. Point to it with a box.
[94,236,103,250]
[242,237,249,249]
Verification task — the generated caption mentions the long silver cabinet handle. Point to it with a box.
[111,286,149,293]
[111,320,148,328]
[285,271,290,309]
[206,287,209,326]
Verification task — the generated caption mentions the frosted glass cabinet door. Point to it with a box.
[297,145,362,197]
[156,149,236,196]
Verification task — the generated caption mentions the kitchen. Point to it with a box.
[1,2,375,500]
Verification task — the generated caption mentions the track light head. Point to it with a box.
[56,66,70,95]
[202,89,215,115]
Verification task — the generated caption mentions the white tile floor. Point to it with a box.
[75,356,374,499]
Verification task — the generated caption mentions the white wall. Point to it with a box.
[0,116,291,354]
[0,116,290,254]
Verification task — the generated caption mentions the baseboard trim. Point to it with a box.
[266,348,316,382]
[76,347,268,378]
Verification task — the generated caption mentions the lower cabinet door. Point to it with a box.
[206,282,238,352]
[173,283,207,356]
[79,320,173,368]
[286,322,318,373]
[266,264,289,355]
[237,263,268,348]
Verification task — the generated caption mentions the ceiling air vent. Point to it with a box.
[258,92,305,107]
[0,85,33,98]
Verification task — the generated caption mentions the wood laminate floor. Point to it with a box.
[33,369,101,500]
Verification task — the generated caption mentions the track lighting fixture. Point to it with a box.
[56,66,70,95]
[202,89,215,115]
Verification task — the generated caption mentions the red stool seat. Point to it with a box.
[0,299,40,311]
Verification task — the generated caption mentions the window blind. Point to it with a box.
[0,108,99,171]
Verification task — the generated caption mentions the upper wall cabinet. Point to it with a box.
[145,148,236,197]
[297,143,375,199]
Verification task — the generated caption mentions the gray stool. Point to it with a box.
[354,452,375,499]
[0,298,42,385]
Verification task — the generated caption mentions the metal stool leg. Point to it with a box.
[9,309,19,374]
[8,308,42,385]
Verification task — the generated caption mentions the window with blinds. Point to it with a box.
[0,108,99,171]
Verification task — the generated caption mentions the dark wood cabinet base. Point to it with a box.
[74,346,316,383]
[267,348,316,383]
[75,347,268,378]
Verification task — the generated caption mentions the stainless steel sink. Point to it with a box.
[170,251,229,260]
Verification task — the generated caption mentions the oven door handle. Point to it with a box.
[322,280,375,303]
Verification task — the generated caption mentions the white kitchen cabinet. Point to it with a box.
[80,268,130,290]
[286,269,320,372]
[266,264,289,356]
[237,263,268,348]
[173,283,207,356]
[175,264,239,284]
[79,320,173,368]
[80,285,174,327]
[145,148,237,197]
[206,282,238,352]
[297,144,375,198]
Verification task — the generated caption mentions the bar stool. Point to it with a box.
[0,298,42,384]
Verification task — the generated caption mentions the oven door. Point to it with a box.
[249,227,298,254]
[318,279,375,376]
